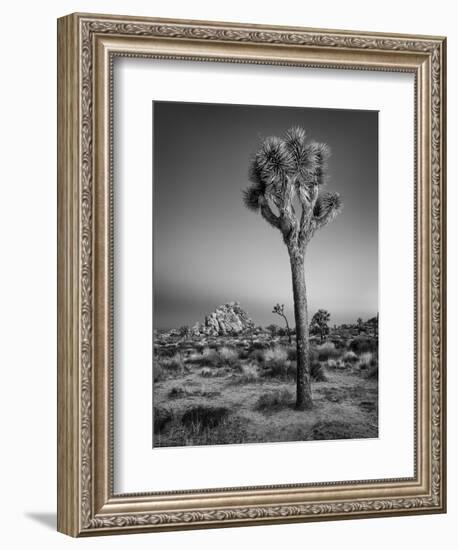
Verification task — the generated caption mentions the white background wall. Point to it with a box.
[0,1,454,548]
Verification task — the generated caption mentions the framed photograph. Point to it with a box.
[57,13,446,536]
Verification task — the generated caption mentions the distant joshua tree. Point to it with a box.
[272,303,292,344]
[310,309,331,342]
[243,127,342,409]
[179,325,190,338]
[357,317,364,334]
[367,314,379,337]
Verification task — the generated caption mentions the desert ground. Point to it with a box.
[153,326,378,447]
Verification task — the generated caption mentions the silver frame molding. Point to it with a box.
[57,12,446,537]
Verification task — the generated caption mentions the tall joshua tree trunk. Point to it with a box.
[289,250,313,409]
[243,127,342,410]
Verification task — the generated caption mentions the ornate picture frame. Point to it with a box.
[57,12,446,536]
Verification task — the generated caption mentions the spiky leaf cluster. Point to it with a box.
[244,128,331,212]
[272,303,285,315]
[243,126,342,249]
[243,185,264,212]
[255,136,294,184]
[313,192,343,221]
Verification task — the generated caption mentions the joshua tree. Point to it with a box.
[243,127,342,409]
[367,314,379,337]
[357,317,364,334]
[272,303,292,344]
[179,325,190,338]
[310,309,331,342]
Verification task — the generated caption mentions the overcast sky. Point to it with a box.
[153,101,378,329]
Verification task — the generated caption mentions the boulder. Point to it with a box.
[199,301,255,336]
[190,322,202,337]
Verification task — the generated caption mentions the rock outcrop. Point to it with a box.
[197,301,255,336]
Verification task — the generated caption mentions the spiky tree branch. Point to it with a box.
[260,198,281,230]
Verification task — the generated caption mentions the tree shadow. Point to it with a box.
[25,512,56,530]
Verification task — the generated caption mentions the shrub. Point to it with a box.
[266,324,280,336]
[157,346,178,358]
[159,352,185,375]
[358,352,376,371]
[330,338,346,349]
[349,336,378,354]
[161,415,248,447]
[316,341,340,361]
[262,346,296,379]
[307,420,376,440]
[342,350,358,364]
[198,390,222,398]
[200,367,213,377]
[263,346,288,364]
[238,349,250,360]
[186,351,204,364]
[153,407,173,434]
[200,347,220,367]
[254,389,293,411]
[365,365,378,379]
[365,360,379,379]
[311,360,327,382]
[252,340,269,350]
[287,346,297,361]
[264,361,296,379]
[196,346,240,368]
[181,406,229,432]
[249,348,265,363]
[168,386,187,399]
[153,361,165,382]
[218,346,239,367]
[231,363,259,384]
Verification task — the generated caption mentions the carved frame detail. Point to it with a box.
[57,13,446,537]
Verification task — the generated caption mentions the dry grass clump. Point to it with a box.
[186,351,205,364]
[161,414,248,447]
[286,346,297,361]
[307,420,377,440]
[316,341,340,361]
[263,346,288,364]
[153,361,165,383]
[218,346,239,366]
[153,406,173,434]
[365,360,379,380]
[342,350,358,364]
[261,346,296,380]
[168,386,189,399]
[310,360,327,382]
[358,352,377,371]
[158,352,186,375]
[181,405,229,431]
[189,346,240,369]
[229,363,260,384]
[200,347,220,366]
[249,348,265,363]
[254,389,293,412]
[251,341,269,350]
[349,336,378,354]
[200,366,217,378]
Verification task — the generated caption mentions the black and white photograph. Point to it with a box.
[152,100,379,448]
